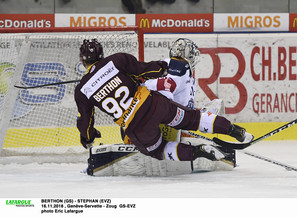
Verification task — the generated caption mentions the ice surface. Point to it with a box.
[1,140,297,217]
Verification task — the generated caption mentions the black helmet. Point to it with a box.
[79,39,104,62]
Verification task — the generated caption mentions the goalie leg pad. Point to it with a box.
[87,144,137,176]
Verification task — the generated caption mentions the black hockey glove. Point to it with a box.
[158,61,168,76]
[80,129,101,149]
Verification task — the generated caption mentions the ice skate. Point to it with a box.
[217,146,236,168]
[193,144,226,161]
[228,124,254,143]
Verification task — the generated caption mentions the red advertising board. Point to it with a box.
[136,14,213,33]
[0,14,54,29]
[289,13,297,32]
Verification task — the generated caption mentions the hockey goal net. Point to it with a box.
[0,27,143,163]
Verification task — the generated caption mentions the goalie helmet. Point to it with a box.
[169,38,200,70]
[80,39,104,62]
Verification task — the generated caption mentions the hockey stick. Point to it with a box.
[240,150,297,172]
[213,118,297,149]
[181,130,213,143]
[183,130,297,172]
[182,130,246,150]
[14,79,80,89]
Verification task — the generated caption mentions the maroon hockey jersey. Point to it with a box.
[75,53,168,141]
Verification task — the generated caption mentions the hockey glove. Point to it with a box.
[80,129,101,149]
[158,61,169,77]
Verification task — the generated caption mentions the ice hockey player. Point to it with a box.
[120,38,236,161]
[75,38,253,163]
[120,38,198,144]
[144,38,199,109]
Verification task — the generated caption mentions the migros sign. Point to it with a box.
[54,14,135,27]
[136,14,213,32]
[69,16,126,27]
[228,15,281,28]
[214,13,289,31]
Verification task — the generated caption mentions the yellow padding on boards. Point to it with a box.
[3,122,296,148]
[4,125,123,148]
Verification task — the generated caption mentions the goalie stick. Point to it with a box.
[241,150,297,172]
[213,118,297,149]
[182,128,297,172]
[182,130,246,150]
[14,79,80,89]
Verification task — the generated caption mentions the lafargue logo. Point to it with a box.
[6,200,34,207]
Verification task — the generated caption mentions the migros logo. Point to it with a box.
[228,15,281,28]
[70,16,127,27]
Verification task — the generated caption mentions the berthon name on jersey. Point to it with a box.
[93,76,122,102]
[80,61,119,99]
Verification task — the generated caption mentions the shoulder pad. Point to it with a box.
[168,58,190,76]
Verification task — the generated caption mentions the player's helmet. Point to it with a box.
[169,38,200,69]
[79,39,104,63]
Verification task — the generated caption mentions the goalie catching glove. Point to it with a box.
[80,129,101,149]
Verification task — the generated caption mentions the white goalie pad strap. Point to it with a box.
[164,141,180,161]
[199,112,217,133]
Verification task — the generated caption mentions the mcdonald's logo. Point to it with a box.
[293,17,297,28]
[139,18,150,28]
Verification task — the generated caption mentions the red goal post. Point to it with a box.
[0,26,144,163]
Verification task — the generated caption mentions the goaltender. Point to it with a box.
[75,39,253,162]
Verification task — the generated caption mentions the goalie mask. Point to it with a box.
[169,38,200,70]
[80,39,104,63]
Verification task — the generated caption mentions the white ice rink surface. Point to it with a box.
[1,140,297,217]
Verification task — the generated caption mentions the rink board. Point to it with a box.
[3,121,297,148]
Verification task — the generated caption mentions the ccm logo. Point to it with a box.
[118,146,138,152]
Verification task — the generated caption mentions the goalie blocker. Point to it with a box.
[86,143,236,176]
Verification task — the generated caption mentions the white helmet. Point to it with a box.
[169,38,200,70]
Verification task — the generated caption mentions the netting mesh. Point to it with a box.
[0,30,139,162]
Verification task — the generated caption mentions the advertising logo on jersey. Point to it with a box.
[55,14,135,27]
[81,61,119,99]
[136,14,213,33]
[214,13,289,32]
[168,107,185,127]
[0,14,54,28]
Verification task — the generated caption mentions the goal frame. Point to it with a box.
[0,26,144,61]
[0,26,144,158]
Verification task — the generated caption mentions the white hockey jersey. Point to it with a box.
[144,57,196,109]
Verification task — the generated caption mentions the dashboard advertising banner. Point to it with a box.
[289,13,297,32]
[54,14,135,27]
[136,14,213,33]
[214,13,289,32]
[0,14,54,29]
